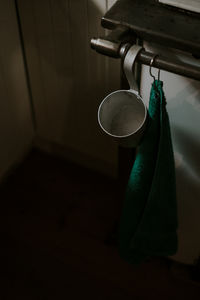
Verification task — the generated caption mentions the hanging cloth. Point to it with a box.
[119,80,178,264]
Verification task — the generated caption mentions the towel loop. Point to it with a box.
[149,54,160,82]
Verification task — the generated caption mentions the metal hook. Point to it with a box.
[149,54,160,81]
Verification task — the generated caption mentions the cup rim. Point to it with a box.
[98,89,148,139]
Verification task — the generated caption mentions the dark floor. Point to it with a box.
[0,149,199,299]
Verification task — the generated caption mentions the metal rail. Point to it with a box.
[91,37,200,81]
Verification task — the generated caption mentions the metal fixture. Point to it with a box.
[91,35,200,81]
[149,55,160,82]
[91,27,135,58]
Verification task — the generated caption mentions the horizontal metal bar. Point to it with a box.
[91,37,200,81]
[90,37,121,58]
[138,50,200,81]
[91,28,135,58]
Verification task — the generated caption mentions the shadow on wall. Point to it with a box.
[173,126,200,200]
[0,0,34,179]
[168,78,200,212]
[168,80,200,264]
[18,0,120,173]
[172,127,200,264]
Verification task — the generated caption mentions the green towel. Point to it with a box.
[119,80,178,264]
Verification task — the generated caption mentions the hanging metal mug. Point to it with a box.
[98,45,148,148]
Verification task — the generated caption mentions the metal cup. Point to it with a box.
[98,45,148,148]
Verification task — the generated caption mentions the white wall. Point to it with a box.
[140,42,200,264]
[17,0,119,177]
[0,0,34,180]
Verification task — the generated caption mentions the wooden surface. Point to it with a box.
[102,0,200,56]
[0,150,200,299]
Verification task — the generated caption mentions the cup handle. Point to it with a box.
[123,45,143,94]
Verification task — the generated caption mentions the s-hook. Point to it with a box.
[149,54,160,82]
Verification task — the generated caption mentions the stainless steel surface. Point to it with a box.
[119,43,131,58]
[138,51,200,81]
[98,90,147,148]
[123,45,143,92]
[90,38,121,58]
[149,54,160,82]
[91,37,200,81]
[91,27,134,58]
